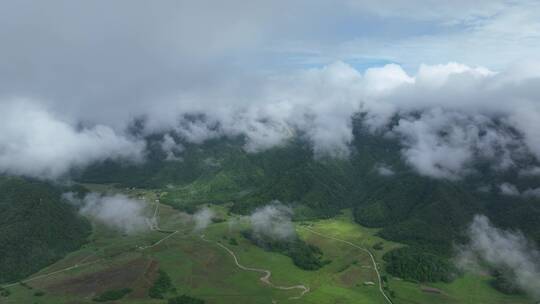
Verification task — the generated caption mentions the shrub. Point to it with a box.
[168,294,205,304]
[92,288,132,302]
[242,230,326,270]
[149,270,174,299]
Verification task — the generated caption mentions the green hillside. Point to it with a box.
[72,119,540,287]
[0,177,91,283]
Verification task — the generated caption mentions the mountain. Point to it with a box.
[0,177,91,283]
[75,119,540,262]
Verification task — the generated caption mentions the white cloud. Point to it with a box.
[375,163,395,176]
[0,1,540,180]
[2,59,540,181]
[160,134,184,161]
[65,192,149,234]
[193,207,215,232]
[0,100,145,179]
[249,202,296,240]
[496,183,540,199]
[457,215,540,300]
[499,183,520,196]
[390,108,520,179]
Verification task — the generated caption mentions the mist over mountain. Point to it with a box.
[0,1,540,183]
[1,1,540,302]
[2,62,540,184]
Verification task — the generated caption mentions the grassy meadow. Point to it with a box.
[0,186,533,304]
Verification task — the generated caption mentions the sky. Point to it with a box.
[1,0,540,180]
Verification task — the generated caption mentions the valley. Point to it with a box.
[0,185,533,304]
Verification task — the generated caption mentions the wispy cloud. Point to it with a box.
[457,215,540,300]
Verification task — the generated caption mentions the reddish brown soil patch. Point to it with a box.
[420,285,445,294]
[339,268,362,287]
[46,257,149,296]
[128,259,160,299]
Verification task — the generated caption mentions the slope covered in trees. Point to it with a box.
[382,247,457,282]
[0,177,91,283]
[74,118,540,283]
[242,230,327,271]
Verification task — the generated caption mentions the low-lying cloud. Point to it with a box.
[0,2,540,181]
[0,100,145,180]
[456,215,540,299]
[160,133,184,161]
[3,61,540,182]
[249,201,296,240]
[142,62,540,181]
[375,163,395,176]
[498,183,540,198]
[192,207,215,232]
[64,192,149,234]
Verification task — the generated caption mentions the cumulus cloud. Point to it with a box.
[192,207,215,232]
[64,192,149,234]
[249,202,296,240]
[456,215,540,299]
[0,100,145,180]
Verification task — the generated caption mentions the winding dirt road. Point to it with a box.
[201,235,310,300]
[2,196,175,289]
[301,227,393,304]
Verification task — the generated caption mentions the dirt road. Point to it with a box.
[301,227,393,304]
[201,235,309,300]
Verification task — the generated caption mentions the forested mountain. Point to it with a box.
[74,118,540,283]
[1,115,539,287]
[0,177,91,283]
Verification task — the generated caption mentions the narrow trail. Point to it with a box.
[1,195,176,289]
[301,227,393,304]
[137,230,180,250]
[138,196,180,250]
[200,235,310,300]
[1,257,103,289]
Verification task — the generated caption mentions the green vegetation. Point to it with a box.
[149,269,175,299]
[0,177,91,284]
[383,247,457,283]
[242,230,328,270]
[373,242,384,250]
[92,288,132,302]
[490,270,523,295]
[74,125,540,261]
[0,201,531,304]
[2,118,539,303]
[0,286,10,297]
[168,294,205,304]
